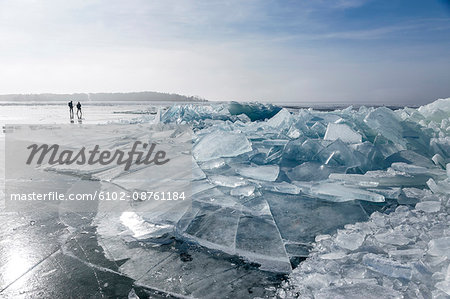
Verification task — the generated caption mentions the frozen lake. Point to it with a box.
[0,99,449,298]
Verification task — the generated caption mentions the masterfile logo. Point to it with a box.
[26,141,170,171]
[5,124,192,212]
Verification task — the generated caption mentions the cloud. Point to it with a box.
[0,0,449,104]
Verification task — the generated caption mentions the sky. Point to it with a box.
[0,0,449,104]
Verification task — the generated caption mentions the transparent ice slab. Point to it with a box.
[324,123,362,143]
[193,130,252,162]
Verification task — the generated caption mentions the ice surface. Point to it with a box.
[230,185,255,197]
[324,123,362,143]
[227,101,281,121]
[264,108,294,130]
[97,98,450,284]
[384,150,436,168]
[193,130,252,161]
[415,201,441,213]
[287,162,331,181]
[181,204,242,255]
[235,165,279,181]
[363,253,413,279]
[364,107,406,149]
[235,211,292,273]
[161,104,231,124]
[208,175,247,187]
[432,153,446,168]
[265,193,368,245]
[329,170,430,187]
[428,237,450,258]
[257,181,301,194]
[375,230,411,246]
[200,158,226,170]
[297,181,385,202]
[11,98,447,296]
[418,98,450,121]
[335,230,366,250]
[313,283,402,299]
[276,100,450,296]
[281,175,449,299]
[427,178,450,195]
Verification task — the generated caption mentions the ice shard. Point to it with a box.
[236,165,279,181]
[193,130,252,161]
[324,123,362,143]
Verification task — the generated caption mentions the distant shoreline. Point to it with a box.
[0,100,415,111]
[0,92,423,110]
[0,91,207,103]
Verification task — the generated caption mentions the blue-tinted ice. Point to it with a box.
[3,98,449,297]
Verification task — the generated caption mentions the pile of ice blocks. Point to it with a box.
[99,98,448,283]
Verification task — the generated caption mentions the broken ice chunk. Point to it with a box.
[265,193,368,244]
[309,122,327,138]
[192,161,206,180]
[428,237,450,258]
[227,101,281,121]
[208,175,247,187]
[286,162,331,182]
[375,230,411,246]
[265,108,294,130]
[402,187,432,198]
[120,212,172,239]
[415,201,441,213]
[364,107,406,149]
[367,187,401,199]
[230,185,255,197]
[261,139,289,146]
[362,253,413,279]
[391,162,429,174]
[236,165,279,181]
[161,104,231,123]
[181,204,242,255]
[388,248,424,259]
[287,127,302,139]
[283,138,323,163]
[335,230,366,251]
[314,283,402,299]
[235,213,292,273]
[191,180,215,195]
[200,158,226,170]
[418,98,450,122]
[324,123,362,143]
[432,154,446,168]
[299,181,385,202]
[236,113,251,122]
[427,178,450,195]
[384,150,436,168]
[258,181,301,194]
[397,188,421,204]
[391,162,446,179]
[317,139,366,167]
[193,131,252,161]
[436,281,450,296]
[128,288,139,299]
[320,251,348,260]
[330,170,430,187]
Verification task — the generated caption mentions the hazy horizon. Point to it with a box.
[1,0,449,105]
[0,91,445,106]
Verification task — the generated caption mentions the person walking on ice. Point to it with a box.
[76,101,82,119]
[68,100,74,118]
